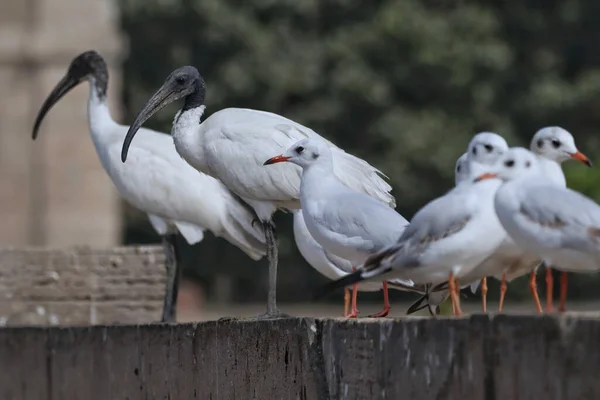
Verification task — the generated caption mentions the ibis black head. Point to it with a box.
[66,51,108,85]
[32,50,108,140]
[121,66,206,163]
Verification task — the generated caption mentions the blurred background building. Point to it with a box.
[0,0,122,247]
[2,0,600,310]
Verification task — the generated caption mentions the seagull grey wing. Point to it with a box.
[399,192,474,252]
[360,192,474,278]
[519,185,600,227]
[318,191,408,253]
[322,249,354,273]
[517,184,600,251]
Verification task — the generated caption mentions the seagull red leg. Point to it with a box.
[498,273,507,312]
[449,272,462,316]
[345,267,359,318]
[369,281,390,318]
[546,267,554,312]
[343,288,350,317]
[481,277,488,313]
[559,272,568,312]
[529,270,543,313]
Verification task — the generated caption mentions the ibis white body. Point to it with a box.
[88,96,264,256]
[171,107,395,221]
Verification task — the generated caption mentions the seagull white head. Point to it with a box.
[454,153,470,186]
[530,126,591,167]
[466,132,509,166]
[475,147,542,182]
[263,138,332,169]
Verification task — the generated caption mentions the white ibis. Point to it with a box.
[121,66,394,319]
[529,127,592,311]
[32,51,266,323]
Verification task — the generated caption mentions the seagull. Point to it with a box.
[318,147,507,316]
[402,132,509,314]
[266,138,410,317]
[529,127,592,311]
[121,66,394,319]
[475,148,600,299]
[450,133,542,313]
[32,51,266,323]
[293,210,428,317]
[403,153,468,316]
[438,133,517,312]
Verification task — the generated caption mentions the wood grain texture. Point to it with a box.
[1,315,599,400]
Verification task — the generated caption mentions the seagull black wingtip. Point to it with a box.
[406,295,428,315]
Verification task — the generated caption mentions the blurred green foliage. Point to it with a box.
[119,0,600,303]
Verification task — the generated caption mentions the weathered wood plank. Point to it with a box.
[0,328,49,400]
[0,315,599,399]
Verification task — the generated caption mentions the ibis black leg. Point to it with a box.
[242,221,289,320]
[161,233,181,323]
[265,221,279,315]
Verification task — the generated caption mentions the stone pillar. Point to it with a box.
[0,0,123,246]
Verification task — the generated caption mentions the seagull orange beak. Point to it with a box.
[474,172,498,182]
[263,155,291,165]
[570,151,592,167]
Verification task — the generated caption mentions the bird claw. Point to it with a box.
[344,309,359,318]
[243,310,291,321]
[368,308,390,318]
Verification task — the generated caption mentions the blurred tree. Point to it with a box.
[119,0,600,303]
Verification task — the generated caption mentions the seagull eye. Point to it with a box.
[484,144,493,153]
[472,147,477,156]
[537,139,544,148]
[504,159,515,167]
[525,161,531,168]
[456,165,461,173]
[175,76,185,84]
[296,146,305,154]
[551,139,561,148]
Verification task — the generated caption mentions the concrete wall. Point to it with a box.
[0,0,123,246]
[0,246,165,326]
[0,315,598,400]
